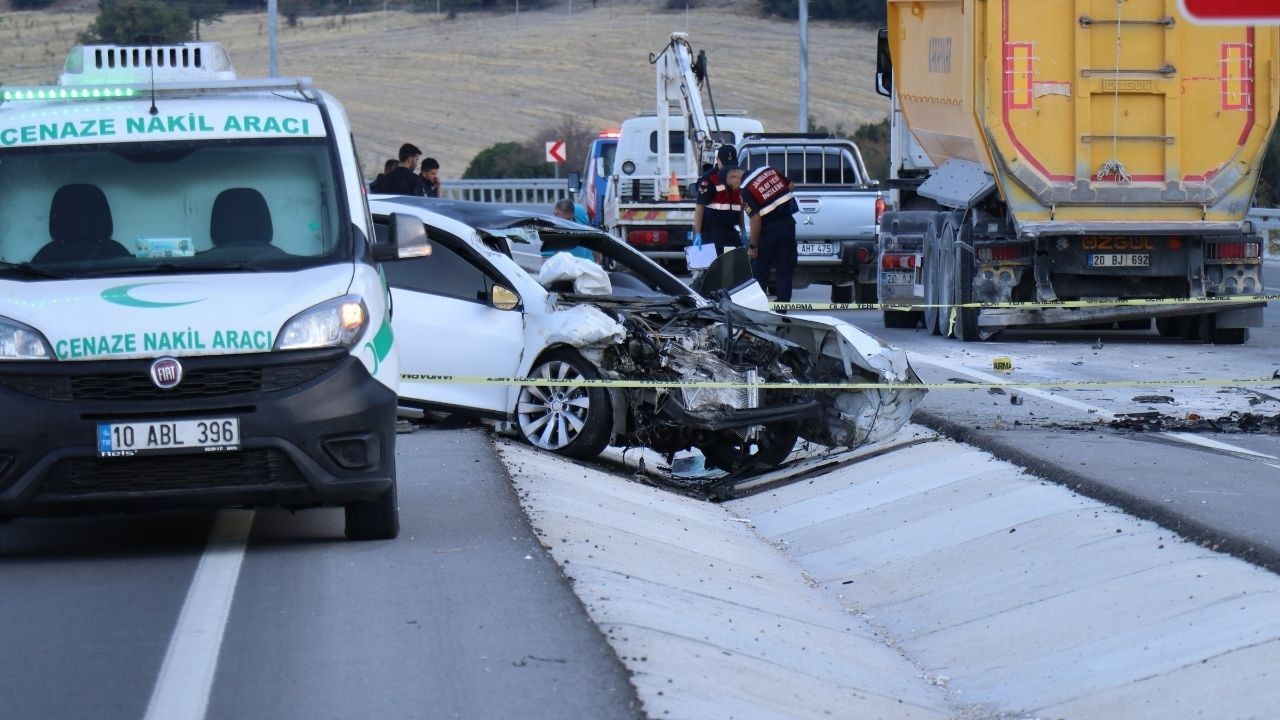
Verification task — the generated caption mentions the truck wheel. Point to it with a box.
[922,219,944,335]
[345,471,400,541]
[855,282,878,304]
[831,283,854,304]
[1155,317,1191,339]
[1212,327,1249,345]
[947,218,981,342]
[883,311,922,329]
[517,348,612,459]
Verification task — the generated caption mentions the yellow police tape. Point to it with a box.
[401,373,1280,392]
[771,292,1277,313]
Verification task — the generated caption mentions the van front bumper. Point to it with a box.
[0,348,396,517]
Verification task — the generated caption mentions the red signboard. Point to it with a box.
[1180,0,1280,22]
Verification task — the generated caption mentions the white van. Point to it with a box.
[0,43,426,539]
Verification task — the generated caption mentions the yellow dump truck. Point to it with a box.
[874,0,1279,343]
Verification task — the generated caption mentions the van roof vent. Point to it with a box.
[59,42,237,86]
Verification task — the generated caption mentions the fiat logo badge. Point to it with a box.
[149,356,183,390]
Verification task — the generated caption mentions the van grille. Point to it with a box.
[40,449,305,495]
[0,356,341,402]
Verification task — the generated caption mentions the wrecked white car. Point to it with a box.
[371,197,926,473]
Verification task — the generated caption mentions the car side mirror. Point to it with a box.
[373,212,431,262]
[875,28,893,98]
[691,247,754,297]
[567,171,582,193]
[491,285,520,311]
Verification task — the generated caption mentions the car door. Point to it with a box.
[377,218,525,414]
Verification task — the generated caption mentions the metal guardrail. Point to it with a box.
[440,178,572,205]
[1250,207,1280,227]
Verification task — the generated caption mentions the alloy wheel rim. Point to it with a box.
[517,361,591,450]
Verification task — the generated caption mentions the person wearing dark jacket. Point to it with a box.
[369,158,397,193]
[692,145,744,255]
[419,157,442,198]
[738,164,800,302]
[383,143,426,196]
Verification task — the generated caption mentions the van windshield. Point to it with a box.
[0,138,347,279]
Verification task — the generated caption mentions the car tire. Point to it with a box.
[517,348,612,459]
[345,471,400,541]
[831,283,854,304]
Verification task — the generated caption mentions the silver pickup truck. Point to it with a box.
[737,135,885,302]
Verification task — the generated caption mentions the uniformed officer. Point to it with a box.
[737,164,800,301]
[692,145,744,255]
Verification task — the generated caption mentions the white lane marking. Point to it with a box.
[1161,432,1279,459]
[912,353,1279,467]
[144,510,254,720]
[914,354,1117,418]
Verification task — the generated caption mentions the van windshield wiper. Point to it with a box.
[78,261,264,277]
[0,261,71,279]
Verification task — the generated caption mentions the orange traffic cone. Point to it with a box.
[667,171,681,202]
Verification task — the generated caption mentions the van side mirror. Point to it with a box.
[567,171,582,193]
[875,28,892,98]
[373,212,431,262]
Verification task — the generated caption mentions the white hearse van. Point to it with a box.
[0,43,426,539]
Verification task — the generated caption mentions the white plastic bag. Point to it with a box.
[537,252,612,295]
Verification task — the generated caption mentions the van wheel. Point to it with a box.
[345,474,400,541]
[517,348,612,459]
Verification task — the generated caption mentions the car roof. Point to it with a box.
[372,195,590,233]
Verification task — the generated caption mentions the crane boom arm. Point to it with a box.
[653,32,718,197]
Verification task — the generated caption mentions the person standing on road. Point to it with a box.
[419,157,442,198]
[384,143,427,196]
[692,144,744,255]
[738,164,800,301]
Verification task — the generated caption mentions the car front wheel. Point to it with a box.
[517,349,612,459]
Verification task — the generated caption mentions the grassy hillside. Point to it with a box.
[0,1,884,177]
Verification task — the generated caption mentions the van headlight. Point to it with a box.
[275,296,368,351]
[0,316,53,360]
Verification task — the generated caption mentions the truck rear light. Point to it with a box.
[881,253,916,269]
[1165,237,1182,251]
[855,247,871,263]
[977,244,1023,262]
[1207,241,1260,261]
[627,230,668,246]
[874,196,886,225]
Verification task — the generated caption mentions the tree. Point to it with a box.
[809,116,890,181]
[464,116,600,179]
[83,0,193,44]
[186,0,226,40]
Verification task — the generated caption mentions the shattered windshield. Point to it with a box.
[0,138,347,279]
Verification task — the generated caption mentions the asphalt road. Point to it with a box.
[0,429,641,720]
[793,282,1280,571]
